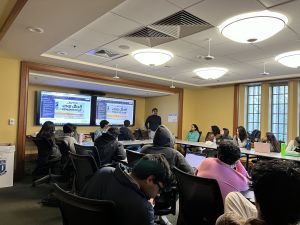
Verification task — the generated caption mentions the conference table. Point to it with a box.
[119,139,218,149]
[240,148,300,170]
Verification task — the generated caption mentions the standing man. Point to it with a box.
[145,108,161,139]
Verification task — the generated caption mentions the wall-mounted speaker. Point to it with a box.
[80,89,106,96]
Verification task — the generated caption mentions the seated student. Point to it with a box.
[94,127,126,165]
[262,132,280,153]
[221,128,232,140]
[233,126,248,148]
[36,121,61,160]
[216,159,300,225]
[186,124,201,142]
[55,124,79,142]
[119,120,135,141]
[141,125,194,175]
[56,123,78,153]
[81,154,172,225]
[205,132,217,146]
[248,129,261,143]
[211,125,222,144]
[196,142,249,200]
[34,121,62,176]
[94,119,109,141]
[286,136,300,153]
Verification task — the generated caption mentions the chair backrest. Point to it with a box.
[34,137,53,165]
[173,167,224,225]
[198,131,202,142]
[125,149,145,168]
[69,152,98,194]
[53,183,117,225]
[74,144,101,168]
[90,132,95,142]
[154,186,177,216]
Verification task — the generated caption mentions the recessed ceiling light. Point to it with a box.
[275,50,300,68]
[119,45,130,50]
[56,51,68,56]
[218,10,287,43]
[26,26,44,33]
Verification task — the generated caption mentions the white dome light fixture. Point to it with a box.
[131,48,174,66]
[218,10,288,43]
[275,50,300,68]
[193,67,228,80]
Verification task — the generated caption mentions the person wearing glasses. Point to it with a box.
[81,154,172,225]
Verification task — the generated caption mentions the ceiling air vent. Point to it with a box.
[86,48,126,60]
[124,27,175,47]
[124,10,214,47]
[149,10,214,38]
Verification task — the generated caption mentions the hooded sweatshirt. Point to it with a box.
[94,132,126,165]
[141,125,194,174]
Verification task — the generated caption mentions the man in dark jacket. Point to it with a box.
[141,125,194,175]
[81,154,172,225]
[119,120,135,141]
[145,108,161,139]
[94,127,126,165]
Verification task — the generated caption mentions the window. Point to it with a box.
[246,85,261,133]
[271,84,288,143]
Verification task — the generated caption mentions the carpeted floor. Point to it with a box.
[0,175,178,225]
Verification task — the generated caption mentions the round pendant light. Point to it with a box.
[193,67,228,79]
[275,50,300,68]
[131,48,174,66]
[218,10,288,43]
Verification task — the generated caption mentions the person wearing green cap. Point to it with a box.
[80,154,172,225]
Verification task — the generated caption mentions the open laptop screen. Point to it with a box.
[185,153,206,168]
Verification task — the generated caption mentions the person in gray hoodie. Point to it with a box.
[140,125,194,175]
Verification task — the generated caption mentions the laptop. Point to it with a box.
[254,142,271,153]
[185,153,206,168]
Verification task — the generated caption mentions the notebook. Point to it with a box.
[185,153,206,168]
[254,142,271,153]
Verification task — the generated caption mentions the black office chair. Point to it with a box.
[69,152,98,194]
[125,149,145,168]
[53,183,117,225]
[32,137,62,187]
[74,144,101,168]
[173,167,224,225]
[90,132,95,142]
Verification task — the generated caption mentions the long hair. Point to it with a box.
[37,121,56,145]
[266,132,280,153]
[237,126,247,142]
[191,124,200,133]
[211,125,220,136]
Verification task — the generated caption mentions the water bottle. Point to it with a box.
[246,142,251,150]
[280,143,286,156]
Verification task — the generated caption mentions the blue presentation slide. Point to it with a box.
[96,97,134,125]
[39,91,91,125]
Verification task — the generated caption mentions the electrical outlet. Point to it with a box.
[8,118,15,125]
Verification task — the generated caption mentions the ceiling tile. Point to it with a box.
[186,0,265,26]
[111,0,181,25]
[87,12,142,36]
[166,0,205,9]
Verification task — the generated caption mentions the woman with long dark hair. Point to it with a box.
[233,126,248,148]
[36,121,61,158]
[264,132,280,153]
[186,124,201,142]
